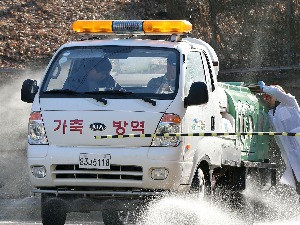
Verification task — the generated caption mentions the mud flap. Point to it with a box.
[243,162,277,191]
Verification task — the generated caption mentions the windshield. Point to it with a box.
[41,46,179,99]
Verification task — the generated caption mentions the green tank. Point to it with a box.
[220,82,270,162]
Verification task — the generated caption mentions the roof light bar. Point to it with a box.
[113,20,143,34]
[143,20,192,34]
[72,20,113,34]
[72,20,192,35]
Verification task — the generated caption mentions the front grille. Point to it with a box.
[53,164,143,181]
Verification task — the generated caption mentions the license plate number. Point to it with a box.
[79,153,111,169]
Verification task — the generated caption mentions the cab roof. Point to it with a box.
[62,38,184,49]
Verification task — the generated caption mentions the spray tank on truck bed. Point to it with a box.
[220,82,271,162]
[200,81,276,202]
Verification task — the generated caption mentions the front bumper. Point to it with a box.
[28,145,192,192]
[33,188,168,197]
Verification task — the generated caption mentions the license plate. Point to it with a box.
[79,153,111,169]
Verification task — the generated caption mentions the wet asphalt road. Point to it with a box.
[0,197,104,224]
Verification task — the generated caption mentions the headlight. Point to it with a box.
[28,112,48,145]
[151,168,169,180]
[31,166,47,178]
[151,113,181,147]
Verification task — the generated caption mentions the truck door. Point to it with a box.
[182,50,222,162]
[200,50,222,132]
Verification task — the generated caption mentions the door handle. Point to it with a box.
[211,116,215,131]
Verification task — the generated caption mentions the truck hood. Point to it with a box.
[40,98,172,147]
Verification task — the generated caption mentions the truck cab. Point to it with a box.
[21,20,276,225]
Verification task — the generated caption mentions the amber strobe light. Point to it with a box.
[72,20,192,35]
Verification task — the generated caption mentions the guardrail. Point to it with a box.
[0,68,27,73]
[219,65,300,74]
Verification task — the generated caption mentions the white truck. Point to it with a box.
[21,20,276,225]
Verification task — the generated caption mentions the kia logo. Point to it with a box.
[90,123,106,131]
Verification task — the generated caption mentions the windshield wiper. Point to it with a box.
[101,90,156,105]
[81,92,108,105]
[83,90,134,105]
[106,90,156,105]
[44,89,79,95]
[99,90,135,95]
[44,89,108,105]
[141,97,156,106]
[83,89,158,106]
[84,89,134,95]
[92,96,107,105]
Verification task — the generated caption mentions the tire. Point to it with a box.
[102,209,127,225]
[242,168,268,224]
[102,200,141,225]
[41,197,67,225]
[221,168,267,225]
[190,168,209,198]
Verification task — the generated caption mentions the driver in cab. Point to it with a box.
[84,57,121,91]
[64,57,121,92]
[147,55,176,94]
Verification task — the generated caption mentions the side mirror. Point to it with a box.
[184,82,208,107]
[21,79,39,103]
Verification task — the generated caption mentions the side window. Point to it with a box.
[46,59,72,91]
[185,51,206,96]
[201,51,215,92]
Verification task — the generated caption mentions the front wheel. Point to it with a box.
[190,168,210,198]
[41,197,67,225]
[102,200,141,225]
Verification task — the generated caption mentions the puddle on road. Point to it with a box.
[139,185,300,225]
[1,184,299,224]
[139,193,243,225]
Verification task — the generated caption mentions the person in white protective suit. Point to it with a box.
[259,80,300,198]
